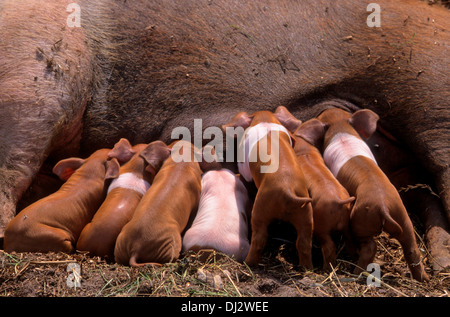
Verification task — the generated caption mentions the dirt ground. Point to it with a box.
[1,228,449,298]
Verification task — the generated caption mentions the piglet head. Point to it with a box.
[195,144,222,172]
[347,109,379,140]
[104,158,121,180]
[108,138,137,164]
[317,108,379,140]
[140,141,171,176]
[222,111,254,133]
[52,158,86,181]
[53,148,118,183]
[293,118,328,150]
[273,106,303,133]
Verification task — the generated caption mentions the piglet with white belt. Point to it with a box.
[182,168,252,262]
[76,139,167,259]
[306,108,429,282]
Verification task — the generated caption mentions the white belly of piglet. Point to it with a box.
[323,132,377,177]
[182,169,250,262]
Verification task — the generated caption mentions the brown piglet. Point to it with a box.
[275,106,355,270]
[76,139,167,259]
[306,107,429,282]
[4,148,114,253]
[222,110,313,269]
[114,140,204,266]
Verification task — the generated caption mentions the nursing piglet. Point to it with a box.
[275,106,355,270]
[114,140,203,266]
[76,139,166,259]
[182,169,252,262]
[309,108,429,282]
[222,110,313,268]
[4,149,114,253]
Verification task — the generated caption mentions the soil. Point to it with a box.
[1,230,449,299]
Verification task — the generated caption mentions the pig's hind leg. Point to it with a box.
[5,224,74,254]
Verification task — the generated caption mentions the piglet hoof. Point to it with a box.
[244,255,259,268]
[410,266,430,283]
[296,256,313,271]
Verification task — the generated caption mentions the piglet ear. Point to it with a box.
[52,158,86,181]
[274,106,302,133]
[140,141,171,174]
[221,111,253,137]
[105,158,121,180]
[108,138,135,164]
[348,109,379,139]
[294,119,327,148]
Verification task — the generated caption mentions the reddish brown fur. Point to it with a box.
[223,110,313,268]
[316,108,429,282]
[76,141,154,260]
[367,128,450,272]
[0,0,448,250]
[293,128,355,270]
[4,149,111,253]
[275,106,356,270]
[114,141,202,266]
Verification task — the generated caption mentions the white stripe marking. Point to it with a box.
[237,122,292,182]
[107,172,150,196]
[323,132,377,177]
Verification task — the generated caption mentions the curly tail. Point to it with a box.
[380,206,403,237]
[284,189,312,209]
[338,197,356,205]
